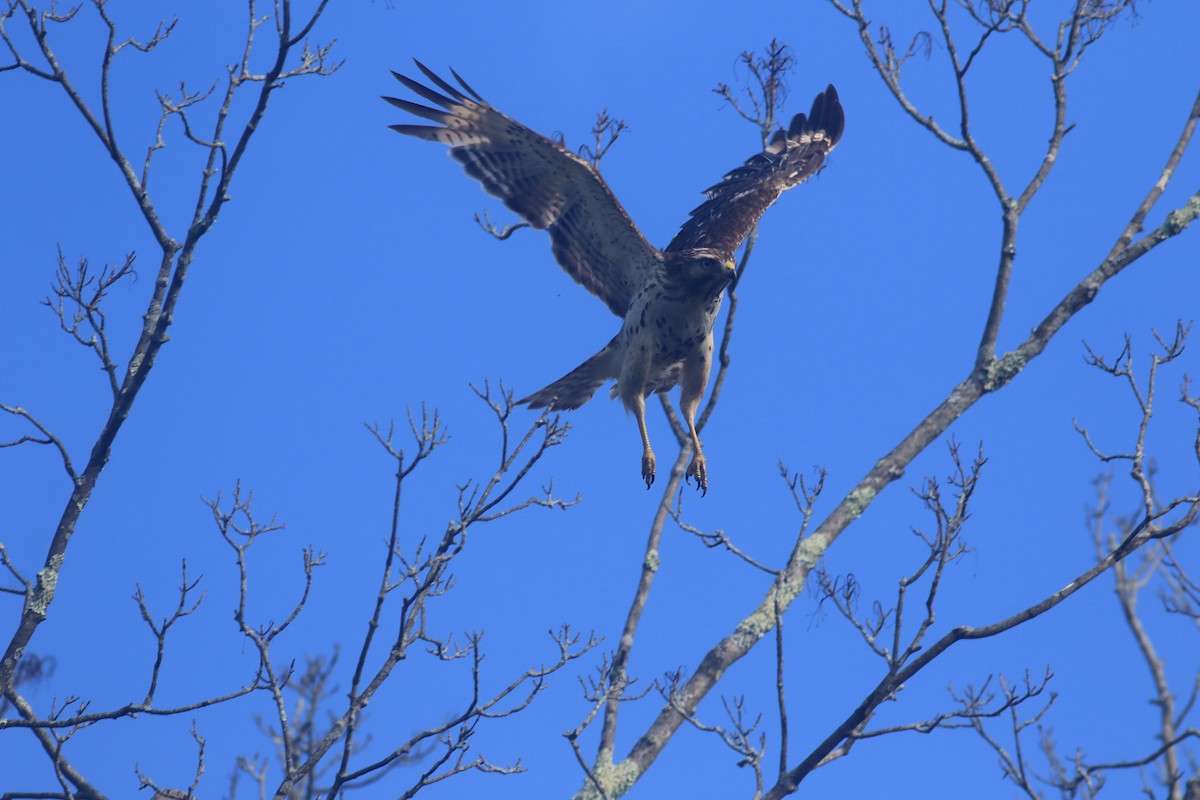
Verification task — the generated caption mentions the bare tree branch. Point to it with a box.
[0,0,338,699]
[570,11,1200,792]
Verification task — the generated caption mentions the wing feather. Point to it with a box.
[391,72,459,109]
[666,84,844,256]
[385,61,660,317]
[382,95,448,122]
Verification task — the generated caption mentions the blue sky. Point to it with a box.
[2,1,1199,798]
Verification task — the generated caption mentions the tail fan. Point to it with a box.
[518,339,620,411]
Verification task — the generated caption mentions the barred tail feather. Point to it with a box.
[518,339,620,411]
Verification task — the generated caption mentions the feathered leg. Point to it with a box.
[679,333,713,495]
[631,391,656,489]
[617,346,656,489]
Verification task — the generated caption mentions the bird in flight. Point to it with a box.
[385,61,843,495]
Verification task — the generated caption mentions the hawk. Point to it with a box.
[385,61,843,494]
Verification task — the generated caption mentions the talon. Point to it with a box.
[685,454,708,497]
[642,451,656,489]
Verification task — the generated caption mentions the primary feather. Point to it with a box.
[385,61,660,318]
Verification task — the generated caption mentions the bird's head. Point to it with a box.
[664,248,736,297]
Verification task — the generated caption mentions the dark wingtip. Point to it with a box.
[786,112,808,139]
[814,84,845,146]
[412,59,468,101]
[449,65,485,103]
[383,95,450,122]
[775,84,844,146]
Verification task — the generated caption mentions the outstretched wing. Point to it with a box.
[666,84,844,257]
[384,61,661,318]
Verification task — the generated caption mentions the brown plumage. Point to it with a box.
[385,61,843,494]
